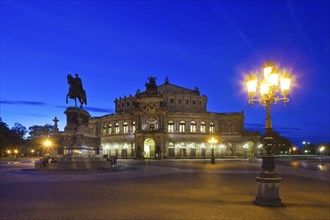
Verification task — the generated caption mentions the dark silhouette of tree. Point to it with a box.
[0,118,26,157]
[301,142,316,154]
[261,131,292,155]
[26,124,54,150]
[11,122,27,139]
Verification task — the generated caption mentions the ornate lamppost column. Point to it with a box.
[245,61,292,207]
[208,137,217,164]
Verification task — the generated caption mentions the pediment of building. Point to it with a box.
[157,84,199,95]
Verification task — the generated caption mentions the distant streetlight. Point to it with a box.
[319,146,325,165]
[243,144,249,158]
[245,61,292,207]
[290,146,297,158]
[43,139,53,155]
[208,137,217,164]
[31,149,35,157]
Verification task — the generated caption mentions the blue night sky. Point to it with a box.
[1,0,329,146]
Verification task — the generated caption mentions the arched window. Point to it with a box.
[115,123,120,134]
[190,121,196,133]
[108,124,112,134]
[123,122,128,133]
[132,121,136,133]
[168,120,174,132]
[200,121,206,133]
[179,121,185,132]
[102,125,107,135]
[168,142,174,148]
[209,122,215,133]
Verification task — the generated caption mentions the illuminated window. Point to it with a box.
[179,121,185,132]
[123,122,128,133]
[168,120,174,132]
[168,142,174,148]
[200,121,206,133]
[115,123,120,134]
[108,124,112,134]
[190,121,196,133]
[103,125,107,135]
[132,121,136,133]
[210,122,215,133]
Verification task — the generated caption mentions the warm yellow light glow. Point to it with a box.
[31,149,35,153]
[319,146,325,152]
[208,137,218,144]
[280,72,291,93]
[263,62,274,79]
[43,139,52,147]
[292,147,297,151]
[7,150,11,154]
[260,82,269,96]
[268,71,279,87]
[14,149,18,154]
[246,74,257,94]
[264,67,272,79]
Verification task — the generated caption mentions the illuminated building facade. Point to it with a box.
[89,77,260,159]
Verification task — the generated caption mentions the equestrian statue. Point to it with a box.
[66,73,87,108]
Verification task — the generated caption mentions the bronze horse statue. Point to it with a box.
[66,74,87,108]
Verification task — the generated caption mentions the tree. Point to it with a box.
[11,123,27,139]
[260,131,292,155]
[27,124,54,151]
[0,118,26,157]
[301,142,316,154]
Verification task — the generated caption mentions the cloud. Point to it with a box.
[303,120,328,128]
[55,105,114,113]
[245,123,264,128]
[0,100,48,106]
[245,123,300,132]
[84,107,114,113]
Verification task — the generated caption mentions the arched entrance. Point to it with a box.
[144,138,155,158]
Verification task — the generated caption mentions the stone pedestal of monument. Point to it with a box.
[36,107,108,171]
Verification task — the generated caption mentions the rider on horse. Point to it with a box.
[66,73,87,108]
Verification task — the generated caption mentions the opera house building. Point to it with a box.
[89,77,260,159]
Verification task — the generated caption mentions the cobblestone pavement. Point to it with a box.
[0,159,329,220]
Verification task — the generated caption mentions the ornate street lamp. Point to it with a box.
[208,137,217,164]
[245,61,292,207]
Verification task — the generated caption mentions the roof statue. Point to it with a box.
[144,76,158,95]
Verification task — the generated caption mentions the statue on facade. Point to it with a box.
[66,73,87,108]
[145,76,157,94]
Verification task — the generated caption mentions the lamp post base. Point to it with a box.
[254,176,282,207]
[211,157,215,164]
